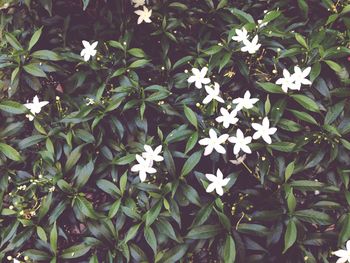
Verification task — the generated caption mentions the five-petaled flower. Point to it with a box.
[142,145,164,163]
[134,6,152,24]
[292,66,311,89]
[80,40,98,61]
[202,82,224,104]
[24,95,49,121]
[252,117,277,144]
[199,129,229,156]
[229,129,252,155]
[205,168,230,196]
[232,90,259,111]
[241,35,261,54]
[275,68,299,92]
[131,154,156,182]
[232,28,249,42]
[215,107,239,128]
[332,240,350,263]
[132,0,145,8]
[187,67,211,89]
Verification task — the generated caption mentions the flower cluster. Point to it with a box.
[188,68,277,195]
[24,95,49,121]
[130,145,164,182]
[232,27,261,54]
[275,66,311,92]
[133,0,152,24]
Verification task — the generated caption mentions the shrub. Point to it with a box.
[0,0,350,262]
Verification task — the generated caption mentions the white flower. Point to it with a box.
[292,66,311,89]
[134,6,152,24]
[132,0,145,8]
[205,168,230,196]
[202,82,224,104]
[332,240,350,263]
[187,67,211,89]
[228,129,252,155]
[13,259,20,263]
[80,41,98,62]
[229,154,247,165]
[199,129,229,156]
[86,98,95,105]
[232,90,259,111]
[215,107,238,128]
[275,68,299,92]
[131,154,156,182]
[252,117,277,144]
[257,19,268,28]
[232,28,249,42]
[142,145,164,162]
[241,35,261,54]
[24,95,49,121]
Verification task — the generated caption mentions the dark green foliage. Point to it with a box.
[0,0,350,262]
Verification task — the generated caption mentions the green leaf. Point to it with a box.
[108,40,124,50]
[223,235,236,263]
[5,32,23,50]
[108,199,121,218]
[262,10,281,23]
[283,219,297,253]
[297,0,309,18]
[159,244,188,263]
[61,243,91,259]
[65,145,84,172]
[28,27,43,51]
[230,8,255,23]
[268,142,296,152]
[290,94,320,112]
[325,100,345,125]
[339,213,350,246]
[75,160,94,189]
[123,223,141,243]
[186,224,221,239]
[257,82,284,94]
[112,154,136,165]
[127,48,146,58]
[23,64,47,78]
[0,100,27,114]
[144,227,157,255]
[285,161,295,182]
[18,135,46,149]
[75,196,102,220]
[50,222,57,253]
[129,59,150,68]
[180,150,202,177]
[0,143,22,161]
[289,109,318,125]
[119,171,128,196]
[295,33,308,49]
[24,249,51,261]
[264,95,271,114]
[183,105,197,129]
[145,201,162,226]
[36,226,47,242]
[31,50,61,61]
[185,132,198,154]
[293,209,333,225]
[237,223,270,237]
[324,60,343,72]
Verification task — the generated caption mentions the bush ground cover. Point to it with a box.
[0,0,350,262]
